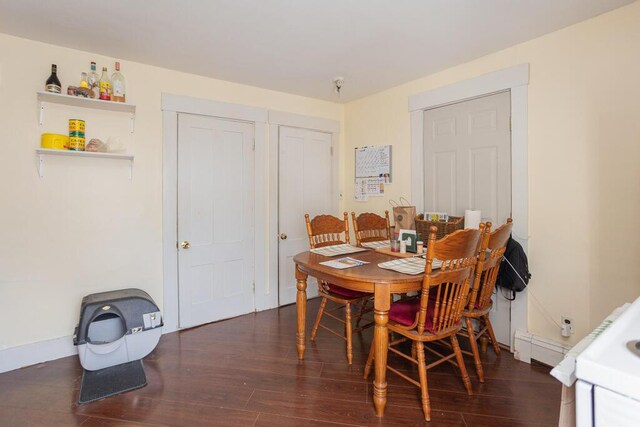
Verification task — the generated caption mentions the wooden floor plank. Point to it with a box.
[254,413,363,427]
[0,299,561,426]
[74,396,258,426]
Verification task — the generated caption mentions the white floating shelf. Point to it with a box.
[37,91,136,132]
[36,148,134,179]
[37,91,136,113]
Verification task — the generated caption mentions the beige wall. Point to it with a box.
[3,2,640,354]
[344,2,640,345]
[0,33,343,350]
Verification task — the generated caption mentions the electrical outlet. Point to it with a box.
[561,316,574,337]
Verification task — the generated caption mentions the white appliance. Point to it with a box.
[575,296,640,426]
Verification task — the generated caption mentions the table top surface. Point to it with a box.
[293,250,424,288]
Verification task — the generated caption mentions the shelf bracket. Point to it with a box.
[37,154,45,178]
[130,114,135,133]
[39,102,44,125]
[128,159,133,180]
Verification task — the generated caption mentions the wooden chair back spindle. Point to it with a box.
[467,218,513,312]
[351,211,391,246]
[305,213,350,249]
[417,225,482,335]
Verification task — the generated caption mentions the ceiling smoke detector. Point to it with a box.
[333,77,344,95]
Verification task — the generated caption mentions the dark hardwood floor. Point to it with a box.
[0,298,561,426]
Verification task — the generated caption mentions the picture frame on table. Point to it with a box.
[398,229,417,253]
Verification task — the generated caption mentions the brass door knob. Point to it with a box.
[280,233,287,240]
[181,241,191,249]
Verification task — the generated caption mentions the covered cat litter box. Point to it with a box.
[73,288,163,371]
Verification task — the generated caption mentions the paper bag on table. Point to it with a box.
[390,197,416,236]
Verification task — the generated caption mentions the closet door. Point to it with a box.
[424,91,512,344]
[177,113,255,328]
[278,126,333,305]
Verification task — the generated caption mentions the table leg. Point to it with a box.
[373,283,390,416]
[295,266,308,360]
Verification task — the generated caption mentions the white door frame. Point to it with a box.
[409,63,529,352]
[161,93,268,333]
[268,111,340,307]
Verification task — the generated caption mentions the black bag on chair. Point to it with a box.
[496,236,531,300]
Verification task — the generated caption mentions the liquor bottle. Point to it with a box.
[111,62,126,102]
[99,66,111,101]
[45,64,61,93]
[88,62,99,99]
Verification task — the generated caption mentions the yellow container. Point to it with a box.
[69,119,85,133]
[41,133,69,150]
[69,136,86,151]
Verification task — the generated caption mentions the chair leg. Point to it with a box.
[354,299,368,328]
[479,335,489,353]
[310,297,328,341]
[363,340,375,379]
[416,341,431,422]
[465,317,485,383]
[345,302,353,365]
[484,314,501,355]
[451,335,473,395]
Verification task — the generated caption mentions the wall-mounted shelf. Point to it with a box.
[36,148,134,179]
[37,91,136,132]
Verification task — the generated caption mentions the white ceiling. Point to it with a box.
[0,0,634,102]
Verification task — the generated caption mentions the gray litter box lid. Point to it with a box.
[73,288,162,346]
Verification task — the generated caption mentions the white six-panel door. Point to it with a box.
[423,91,512,344]
[177,113,255,328]
[278,126,333,305]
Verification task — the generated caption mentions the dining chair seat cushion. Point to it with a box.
[323,283,371,298]
[388,296,436,332]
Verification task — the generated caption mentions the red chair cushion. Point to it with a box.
[324,283,371,298]
[388,296,436,332]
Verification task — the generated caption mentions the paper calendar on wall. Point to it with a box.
[354,145,392,201]
[355,145,392,181]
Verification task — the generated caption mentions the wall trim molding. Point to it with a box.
[161,93,267,123]
[268,110,340,134]
[0,336,77,374]
[161,93,268,330]
[408,63,529,112]
[409,63,530,351]
[514,329,571,367]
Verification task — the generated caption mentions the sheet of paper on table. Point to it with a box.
[319,257,369,269]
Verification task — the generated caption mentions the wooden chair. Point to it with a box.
[459,218,513,383]
[351,211,391,246]
[364,225,482,422]
[305,213,373,364]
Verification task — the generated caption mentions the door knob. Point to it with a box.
[280,233,287,240]
[180,241,191,249]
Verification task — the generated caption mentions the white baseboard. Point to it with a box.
[514,329,571,366]
[1,327,183,374]
[0,335,78,374]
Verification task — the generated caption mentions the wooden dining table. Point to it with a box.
[293,249,424,417]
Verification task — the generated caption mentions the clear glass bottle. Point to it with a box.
[88,62,99,99]
[99,66,111,101]
[45,64,61,93]
[111,62,126,102]
[79,72,89,89]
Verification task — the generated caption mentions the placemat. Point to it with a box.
[310,244,368,257]
[377,257,442,275]
[361,241,391,250]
